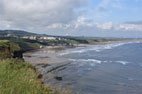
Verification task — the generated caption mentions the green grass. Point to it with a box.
[0,40,21,59]
[0,39,71,94]
[0,40,21,52]
[0,37,42,51]
[0,37,75,94]
[0,59,53,94]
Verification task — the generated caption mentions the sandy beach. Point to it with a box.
[23,46,74,77]
[23,46,69,65]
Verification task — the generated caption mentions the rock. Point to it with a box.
[13,51,23,59]
[54,76,63,81]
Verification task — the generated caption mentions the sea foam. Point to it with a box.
[69,59,102,64]
[116,61,129,65]
[59,42,133,56]
[69,58,130,66]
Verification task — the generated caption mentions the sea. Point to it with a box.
[25,41,142,94]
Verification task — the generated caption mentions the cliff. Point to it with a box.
[0,40,21,59]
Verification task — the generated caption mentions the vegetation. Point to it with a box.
[0,40,21,59]
[0,40,20,52]
[0,37,42,51]
[0,36,109,48]
[0,59,53,94]
[67,37,113,44]
[0,29,121,46]
[0,40,53,94]
[0,30,36,36]
[43,37,113,46]
[0,39,72,94]
[44,39,78,46]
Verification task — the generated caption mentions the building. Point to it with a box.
[22,36,37,40]
[39,36,56,40]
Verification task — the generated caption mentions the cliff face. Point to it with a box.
[0,47,12,58]
[0,40,22,59]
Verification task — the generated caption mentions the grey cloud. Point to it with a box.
[0,0,87,31]
[1,0,142,38]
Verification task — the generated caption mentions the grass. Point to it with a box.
[0,40,21,59]
[0,40,53,94]
[0,40,21,52]
[0,39,71,94]
[0,37,42,51]
[0,59,71,94]
[0,59,53,94]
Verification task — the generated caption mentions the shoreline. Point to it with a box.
[23,39,141,70]
[23,40,136,70]
[23,40,142,92]
[23,45,74,93]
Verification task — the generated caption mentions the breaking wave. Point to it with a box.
[69,59,102,64]
[59,41,141,56]
[69,59,130,66]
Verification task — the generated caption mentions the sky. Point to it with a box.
[0,0,142,38]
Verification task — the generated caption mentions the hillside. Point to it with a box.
[0,37,43,52]
[0,30,37,36]
[0,29,124,47]
[0,40,53,94]
[0,39,71,94]
[0,40,21,59]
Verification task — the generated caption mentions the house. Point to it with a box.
[29,36,37,40]
[22,36,29,39]
[22,36,37,40]
[39,36,56,40]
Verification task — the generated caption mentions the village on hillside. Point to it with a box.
[1,33,67,41]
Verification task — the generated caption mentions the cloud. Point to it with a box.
[119,24,142,31]
[97,0,122,12]
[95,22,113,30]
[0,0,87,30]
[45,19,142,35]
[98,0,112,12]
[0,0,142,38]
[125,21,142,25]
[95,22,142,31]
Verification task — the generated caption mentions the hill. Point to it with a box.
[0,30,37,36]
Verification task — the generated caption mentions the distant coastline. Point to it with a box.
[1,30,142,94]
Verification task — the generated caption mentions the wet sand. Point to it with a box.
[23,41,132,70]
[23,46,74,78]
[23,46,69,65]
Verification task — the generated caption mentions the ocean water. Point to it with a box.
[24,41,142,94]
[53,41,142,94]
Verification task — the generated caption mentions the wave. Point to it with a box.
[115,61,129,65]
[59,41,142,56]
[69,59,102,64]
[59,48,87,56]
[69,59,129,66]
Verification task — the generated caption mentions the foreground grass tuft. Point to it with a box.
[0,59,53,94]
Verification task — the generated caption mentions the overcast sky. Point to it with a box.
[0,0,142,38]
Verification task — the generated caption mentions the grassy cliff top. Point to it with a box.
[0,40,21,52]
[0,59,53,94]
[0,39,71,94]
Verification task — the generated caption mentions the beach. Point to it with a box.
[24,41,142,94]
